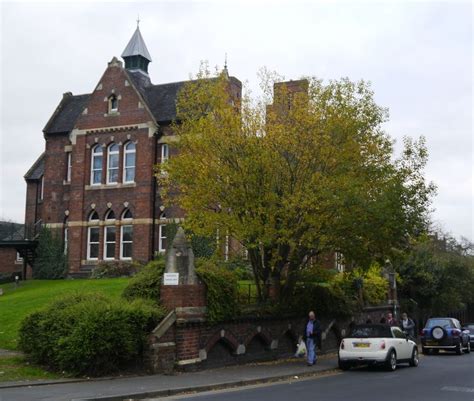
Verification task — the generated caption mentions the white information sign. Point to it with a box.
[163,272,179,285]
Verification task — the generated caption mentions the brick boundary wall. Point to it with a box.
[147,312,349,374]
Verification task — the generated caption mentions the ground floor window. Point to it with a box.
[104,226,116,259]
[64,227,68,255]
[120,225,133,259]
[335,252,345,272]
[158,224,167,253]
[87,227,100,260]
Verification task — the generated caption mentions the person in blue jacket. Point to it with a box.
[303,311,321,366]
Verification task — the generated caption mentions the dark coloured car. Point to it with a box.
[463,323,474,347]
[421,317,471,355]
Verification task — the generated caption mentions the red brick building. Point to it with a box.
[24,27,242,275]
[0,222,26,279]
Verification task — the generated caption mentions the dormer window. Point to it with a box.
[108,95,118,113]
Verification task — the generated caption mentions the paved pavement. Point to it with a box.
[0,355,337,401]
[152,351,474,401]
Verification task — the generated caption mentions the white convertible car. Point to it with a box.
[338,324,419,371]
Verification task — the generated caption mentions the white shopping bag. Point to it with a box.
[295,339,307,357]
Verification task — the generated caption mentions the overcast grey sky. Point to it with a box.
[0,0,472,240]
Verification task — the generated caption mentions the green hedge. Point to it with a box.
[18,292,163,376]
[122,259,166,301]
[196,258,239,323]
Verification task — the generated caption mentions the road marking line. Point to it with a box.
[441,386,474,393]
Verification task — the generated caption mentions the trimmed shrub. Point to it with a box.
[121,258,166,301]
[196,258,239,323]
[91,261,138,278]
[18,292,163,376]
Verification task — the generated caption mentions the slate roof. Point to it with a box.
[127,70,185,123]
[42,69,240,133]
[0,222,24,241]
[24,153,45,181]
[121,27,152,62]
[43,94,90,134]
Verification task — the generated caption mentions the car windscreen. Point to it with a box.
[349,325,392,338]
[425,319,452,328]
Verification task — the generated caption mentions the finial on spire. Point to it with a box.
[224,52,228,70]
[137,14,140,28]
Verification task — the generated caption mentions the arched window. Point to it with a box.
[104,210,116,260]
[122,209,133,220]
[120,209,133,259]
[87,211,100,260]
[91,145,103,185]
[123,142,136,183]
[108,95,118,113]
[159,211,166,220]
[107,143,119,184]
[105,209,116,220]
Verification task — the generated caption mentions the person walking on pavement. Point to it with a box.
[401,312,416,339]
[303,311,321,366]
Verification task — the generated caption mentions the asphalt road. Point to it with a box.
[153,352,474,401]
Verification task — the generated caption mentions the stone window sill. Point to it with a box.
[85,183,136,190]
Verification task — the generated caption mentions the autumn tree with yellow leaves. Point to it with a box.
[159,66,435,302]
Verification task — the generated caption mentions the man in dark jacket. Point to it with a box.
[303,311,321,366]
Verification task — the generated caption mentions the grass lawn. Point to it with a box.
[0,356,61,382]
[0,278,129,350]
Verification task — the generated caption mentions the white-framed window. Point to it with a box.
[104,210,116,260]
[66,152,72,182]
[87,211,100,260]
[91,145,103,185]
[39,176,44,200]
[335,252,345,272]
[64,227,69,255]
[158,224,167,253]
[104,226,116,259]
[108,95,118,113]
[123,142,136,183]
[120,225,133,259]
[107,143,119,184]
[16,252,23,263]
[64,218,69,255]
[160,144,169,173]
[87,227,100,260]
[224,235,230,261]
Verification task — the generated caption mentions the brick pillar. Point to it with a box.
[157,227,208,370]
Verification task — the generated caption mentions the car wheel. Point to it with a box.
[456,342,463,355]
[385,350,397,371]
[465,342,471,354]
[338,359,350,371]
[409,347,419,367]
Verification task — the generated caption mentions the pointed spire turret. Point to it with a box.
[121,25,152,74]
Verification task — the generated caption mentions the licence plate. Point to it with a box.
[426,340,438,346]
[353,342,370,348]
